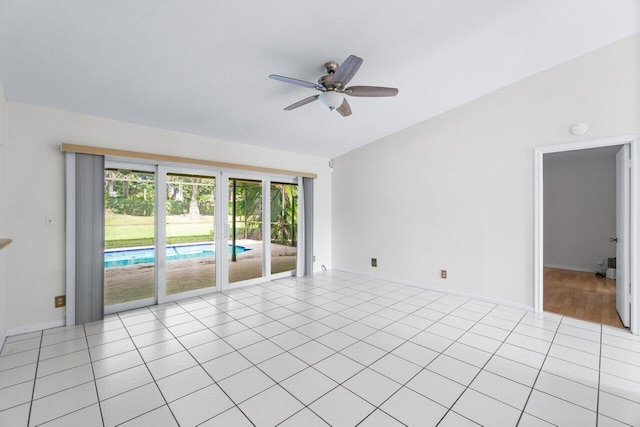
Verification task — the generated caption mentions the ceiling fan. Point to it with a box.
[269,55,398,117]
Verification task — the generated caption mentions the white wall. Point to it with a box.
[5,103,331,332]
[332,34,640,308]
[0,80,8,346]
[544,147,618,272]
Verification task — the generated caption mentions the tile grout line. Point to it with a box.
[25,330,43,427]
[429,303,530,425]
[513,315,562,426]
[115,308,183,427]
[272,282,448,426]
[513,328,616,423]
[206,280,356,423]
[8,331,100,426]
[291,287,480,425]
[270,279,444,426]
[215,282,371,426]
[277,276,569,425]
[351,331,454,425]
[215,278,435,425]
[82,323,106,427]
[147,298,257,426]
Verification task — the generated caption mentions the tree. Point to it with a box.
[229,180,263,241]
[104,169,155,216]
[105,170,118,196]
[270,183,297,246]
[188,178,201,218]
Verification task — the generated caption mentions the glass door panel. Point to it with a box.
[104,168,156,307]
[228,178,264,283]
[270,182,298,274]
[165,173,216,295]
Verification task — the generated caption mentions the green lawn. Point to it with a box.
[106,214,214,248]
[105,214,259,248]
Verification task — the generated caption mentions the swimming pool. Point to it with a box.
[104,243,249,268]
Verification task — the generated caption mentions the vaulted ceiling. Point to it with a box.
[0,1,638,158]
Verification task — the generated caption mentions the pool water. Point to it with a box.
[104,243,249,268]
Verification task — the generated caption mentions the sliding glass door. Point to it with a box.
[223,175,299,289]
[104,162,299,312]
[270,182,298,275]
[227,178,265,285]
[104,166,156,312]
[165,173,217,295]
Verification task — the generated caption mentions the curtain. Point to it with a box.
[303,177,314,275]
[296,180,305,277]
[72,153,105,324]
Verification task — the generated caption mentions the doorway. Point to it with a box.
[534,135,639,334]
[542,146,622,327]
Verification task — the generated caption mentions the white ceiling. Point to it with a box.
[0,1,638,159]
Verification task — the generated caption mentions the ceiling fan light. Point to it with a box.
[318,91,344,110]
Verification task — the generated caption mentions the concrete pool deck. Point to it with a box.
[104,241,297,305]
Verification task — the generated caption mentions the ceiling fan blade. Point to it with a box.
[284,95,320,111]
[269,74,319,90]
[336,98,352,117]
[345,86,398,97]
[331,55,363,87]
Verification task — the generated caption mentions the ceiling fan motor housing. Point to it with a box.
[318,75,341,90]
[319,61,342,90]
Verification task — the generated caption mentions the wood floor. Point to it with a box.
[544,267,625,329]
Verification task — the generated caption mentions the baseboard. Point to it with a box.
[6,319,66,338]
[544,264,596,273]
[332,267,534,313]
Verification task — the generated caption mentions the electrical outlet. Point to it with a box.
[441,270,447,279]
[54,295,66,308]
[313,255,316,262]
[371,258,377,267]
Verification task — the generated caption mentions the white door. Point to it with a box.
[616,144,631,327]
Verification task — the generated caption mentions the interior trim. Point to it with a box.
[60,143,318,179]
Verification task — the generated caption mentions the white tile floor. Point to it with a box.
[1,271,640,426]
